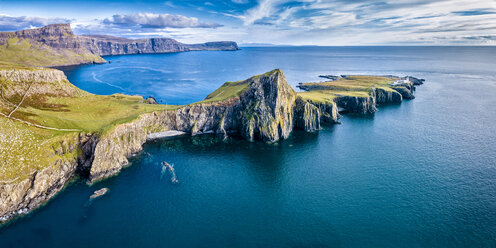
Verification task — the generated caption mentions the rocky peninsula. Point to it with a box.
[0,66,424,224]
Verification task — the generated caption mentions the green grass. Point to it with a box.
[17,94,178,133]
[196,69,283,104]
[298,75,399,101]
[199,80,250,103]
[0,116,69,182]
[301,76,395,91]
[0,37,105,67]
[0,68,179,182]
[297,91,338,103]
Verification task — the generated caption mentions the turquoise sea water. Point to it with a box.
[1,47,496,247]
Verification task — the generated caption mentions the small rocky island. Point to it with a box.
[0,24,424,224]
[89,188,109,199]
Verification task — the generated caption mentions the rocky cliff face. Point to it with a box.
[0,133,89,222]
[294,97,321,131]
[86,70,298,182]
[0,24,81,51]
[87,69,337,183]
[78,35,240,56]
[335,95,377,114]
[0,69,80,98]
[78,36,187,56]
[78,35,239,56]
[373,88,403,104]
[237,70,296,141]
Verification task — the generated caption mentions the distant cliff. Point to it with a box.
[0,24,239,67]
[78,34,239,56]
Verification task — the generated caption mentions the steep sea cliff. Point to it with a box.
[0,65,422,224]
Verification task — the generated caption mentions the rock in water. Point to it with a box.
[89,188,109,199]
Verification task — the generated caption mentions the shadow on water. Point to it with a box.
[140,129,325,185]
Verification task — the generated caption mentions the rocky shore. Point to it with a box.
[0,68,423,224]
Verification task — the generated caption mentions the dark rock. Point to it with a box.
[335,95,377,114]
[144,97,158,104]
[318,75,341,81]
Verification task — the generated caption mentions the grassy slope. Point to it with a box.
[0,117,74,183]
[298,75,398,102]
[198,69,282,104]
[0,37,105,67]
[201,80,249,103]
[0,68,177,182]
[13,94,177,133]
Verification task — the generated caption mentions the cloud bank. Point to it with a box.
[102,13,222,29]
[0,15,71,31]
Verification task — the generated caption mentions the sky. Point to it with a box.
[0,0,495,45]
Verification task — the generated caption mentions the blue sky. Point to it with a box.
[0,0,495,45]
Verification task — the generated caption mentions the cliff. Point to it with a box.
[79,35,239,56]
[87,69,333,182]
[0,68,422,224]
[0,24,239,67]
[297,75,424,114]
[0,68,335,222]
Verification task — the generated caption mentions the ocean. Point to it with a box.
[1,46,495,247]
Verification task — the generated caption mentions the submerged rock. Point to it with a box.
[89,188,109,199]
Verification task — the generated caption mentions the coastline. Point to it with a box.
[0,66,424,224]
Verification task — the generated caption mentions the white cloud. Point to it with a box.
[102,13,222,28]
[0,14,71,31]
[228,0,496,45]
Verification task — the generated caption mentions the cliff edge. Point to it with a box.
[0,24,239,67]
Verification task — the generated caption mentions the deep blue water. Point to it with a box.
[1,47,496,247]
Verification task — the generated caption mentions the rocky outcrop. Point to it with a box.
[405,76,425,86]
[237,70,296,141]
[335,95,377,114]
[391,86,415,99]
[0,24,82,51]
[294,97,339,132]
[294,97,321,131]
[373,88,403,104]
[186,42,240,51]
[0,69,80,97]
[0,133,90,222]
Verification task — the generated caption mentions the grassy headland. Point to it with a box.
[297,75,400,102]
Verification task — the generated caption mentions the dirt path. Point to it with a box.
[0,112,81,132]
[7,80,33,117]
